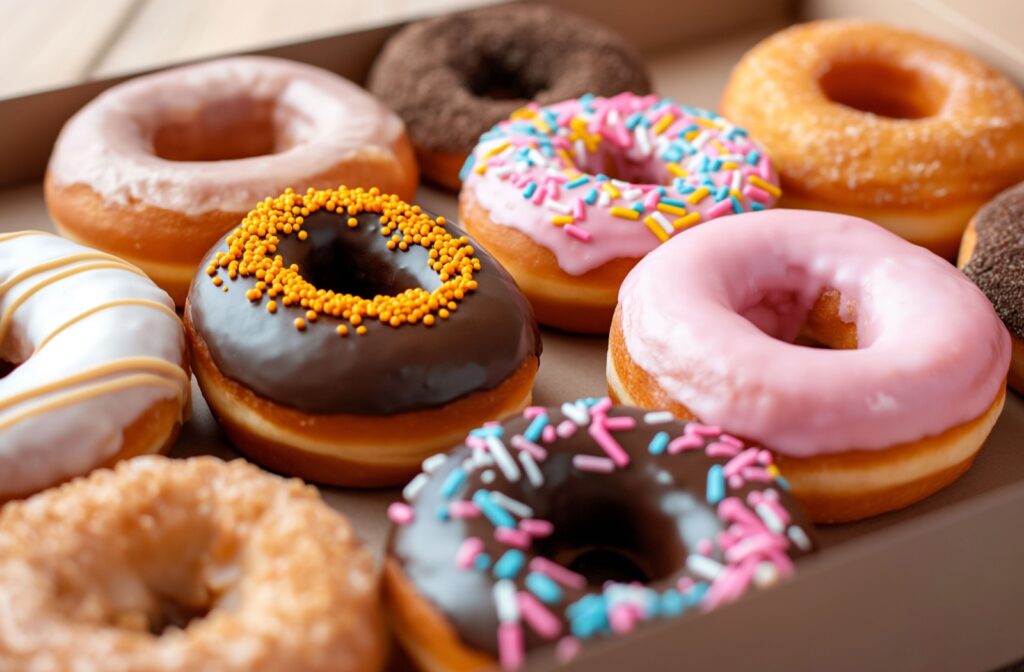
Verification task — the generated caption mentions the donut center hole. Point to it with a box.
[742,287,858,350]
[146,595,212,635]
[818,59,948,119]
[464,55,545,100]
[281,210,442,298]
[151,98,302,161]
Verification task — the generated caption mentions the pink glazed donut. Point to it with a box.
[459,93,779,333]
[608,209,1010,522]
[45,56,418,305]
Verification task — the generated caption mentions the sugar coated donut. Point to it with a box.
[0,456,383,672]
[186,186,541,487]
[46,56,418,305]
[0,231,189,502]
[384,399,814,670]
[609,210,1010,523]
[721,20,1024,259]
[368,4,650,191]
[459,93,780,333]
[960,182,1024,392]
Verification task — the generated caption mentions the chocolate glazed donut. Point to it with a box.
[185,187,541,487]
[368,3,651,190]
[384,400,815,670]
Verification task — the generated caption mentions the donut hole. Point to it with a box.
[742,287,858,350]
[463,54,546,101]
[280,211,442,298]
[818,59,948,119]
[151,98,301,161]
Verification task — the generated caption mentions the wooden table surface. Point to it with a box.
[0,0,495,99]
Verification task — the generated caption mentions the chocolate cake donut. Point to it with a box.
[368,4,651,190]
[185,186,541,486]
[960,182,1024,391]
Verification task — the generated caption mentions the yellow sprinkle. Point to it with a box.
[534,119,552,134]
[643,216,670,242]
[551,215,575,226]
[687,187,710,205]
[652,113,675,136]
[749,175,782,198]
[674,212,702,230]
[657,203,687,217]
[768,464,781,479]
[298,230,308,241]
[337,324,349,336]
[510,107,536,120]
[474,163,488,175]
[729,189,743,200]
[603,183,621,199]
[294,318,306,330]
[666,163,687,179]
[722,162,738,170]
[610,206,640,221]
[356,325,368,335]
[684,129,700,141]
[484,142,511,158]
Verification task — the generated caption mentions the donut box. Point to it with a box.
[0,0,1022,670]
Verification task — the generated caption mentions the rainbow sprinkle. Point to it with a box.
[461,93,779,247]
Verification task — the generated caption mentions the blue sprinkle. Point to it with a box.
[631,202,645,214]
[659,589,687,617]
[746,150,760,166]
[657,187,667,195]
[751,202,766,212]
[625,112,644,130]
[698,155,710,172]
[472,490,516,528]
[524,413,549,442]
[435,505,450,521]
[660,197,688,209]
[714,186,729,202]
[675,181,694,194]
[648,431,670,455]
[440,467,468,499]
[583,189,599,205]
[526,572,563,604]
[706,464,726,504]
[661,145,683,163]
[730,195,744,213]
[732,126,749,137]
[474,553,492,571]
[686,582,710,606]
[458,155,475,181]
[522,182,537,199]
[711,158,723,172]
[677,124,700,137]
[493,550,526,580]
[775,474,791,490]
[595,173,609,182]
[540,142,554,157]
[567,595,609,639]
[470,425,503,439]
[565,176,590,189]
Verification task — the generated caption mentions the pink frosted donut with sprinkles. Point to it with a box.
[383,398,814,670]
[458,93,780,333]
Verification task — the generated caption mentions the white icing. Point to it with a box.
[0,233,188,497]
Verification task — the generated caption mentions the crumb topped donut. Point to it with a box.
[610,210,1010,522]
[186,186,541,487]
[721,20,1024,258]
[384,399,814,670]
[46,56,418,304]
[460,93,779,332]
[0,456,383,672]
[368,4,650,190]
[960,182,1024,392]
[0,231,189,502]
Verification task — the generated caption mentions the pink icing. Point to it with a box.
[461,93,779,275]
[617,209,1010,456]
[48,56,405,216]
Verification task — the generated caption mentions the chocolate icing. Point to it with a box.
[387,405,815,658]
[964,182,1024,338]
[368,4,651,155]
[187,210,541,415]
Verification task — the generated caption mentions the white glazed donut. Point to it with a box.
[0,231,190,501]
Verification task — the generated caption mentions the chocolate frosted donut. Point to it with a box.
[186,186,541,486]
[960,181,1024,391]
[368,4,651,190]
[384,399,815,669]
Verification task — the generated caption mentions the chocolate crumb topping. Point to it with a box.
[964,182,1024,338]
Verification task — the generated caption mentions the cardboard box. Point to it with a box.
[0,1,1022,670]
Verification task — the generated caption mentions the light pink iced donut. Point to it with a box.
[609,209,1010,522]
[45,56,418,305]
[459,93,779,333]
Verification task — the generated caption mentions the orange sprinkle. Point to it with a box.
[294,318,306,330]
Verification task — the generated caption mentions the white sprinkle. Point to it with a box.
[486,436,521,483]
[644,411,674,424]
[686,554,725,581]
[755,502,786,534]
[561,402,590,426]
[481,469,496,484]
[788,526,812,552]
[574,139,587,164]
[652,211,674,235]
[491,491,534,519]
[730,170,742,194]
[473,450,495,468]
[421,453,447,474]
[572,454,616,474]
[490,164,514,178]
[622,188,644,201]
[528,148,547,166]
[607,109,622,129]
[546,199,571,214]
[402,473,429,502]
[519,451,544,487]
[691,131,711,150]
[597,191,611,208]
[494,580,519,623]
[753,562,780,588]
[634,126,652,158]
